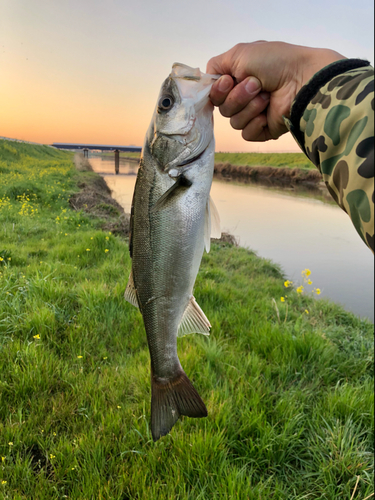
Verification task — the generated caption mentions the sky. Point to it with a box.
[1,0,374,153]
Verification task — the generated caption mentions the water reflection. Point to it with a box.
[89,155,374,322]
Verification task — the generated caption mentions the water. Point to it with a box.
[89,155,374,322]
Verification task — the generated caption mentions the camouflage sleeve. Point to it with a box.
[285,59,374,253]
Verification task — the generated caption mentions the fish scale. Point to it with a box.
[125,63,220,441]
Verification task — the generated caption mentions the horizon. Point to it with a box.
[0,135,306,154]
[1,0,373,153]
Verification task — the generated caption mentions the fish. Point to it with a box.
[124,63,220,441]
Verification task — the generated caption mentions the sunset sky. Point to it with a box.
[1,0,374,152]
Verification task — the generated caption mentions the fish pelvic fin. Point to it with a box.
[151,368,207,442]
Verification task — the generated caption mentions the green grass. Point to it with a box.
[214,152,313,169]
[0,139,373,499]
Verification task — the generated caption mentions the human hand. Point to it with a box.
[207,42,345,141]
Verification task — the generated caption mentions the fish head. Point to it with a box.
[148,63,220,173]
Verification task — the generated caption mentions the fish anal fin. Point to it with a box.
[124,270,139,308]
[177,296,211,337]
[151,368,207,442]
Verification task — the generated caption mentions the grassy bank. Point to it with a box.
[214,152,313,169]
[0,140,373,499]
[110,152,313,170]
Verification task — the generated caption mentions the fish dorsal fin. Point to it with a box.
[204,196,221,252]
[177,296,211,337]
[124,270,139,308]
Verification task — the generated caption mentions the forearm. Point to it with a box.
[285,60,374,252]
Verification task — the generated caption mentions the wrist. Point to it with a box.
[298,48,347,92]
[288,58,372,154]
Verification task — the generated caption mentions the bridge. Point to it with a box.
[51,143,142,153]
[51,143,142,174]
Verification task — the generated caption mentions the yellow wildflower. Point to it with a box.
[77,355,83,359]
[1,456,5,462]
[284,280,292,287]
[304,310,309,314]
[1,481,6,485]
[0,257,3,262]
[296,286,304,294]
[315,288,321,295]
[307,279,312,285]
[8,442,13,446]
[49,454,55,459]
[33,334,40,340]
[302,269,311,277]
[117,405,121,409]
[280,297,285,302]
[105,249,109,253]
[105,236,109,240]
[86,249,90,252]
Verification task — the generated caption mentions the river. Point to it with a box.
[89,155,374,322]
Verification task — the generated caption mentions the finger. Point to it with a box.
[209,75,235,106]
[230,93,270,130]
[219,76,262,117]
[241,113,272,142]
[206,53,230,75]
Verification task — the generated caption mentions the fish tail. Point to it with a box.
[151,368,207,442]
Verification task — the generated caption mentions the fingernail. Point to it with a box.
[259,92,270,101]
[245,77,261,94]
[218,76,232,93]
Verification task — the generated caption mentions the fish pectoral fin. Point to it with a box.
[151,174,192,212]
[124,270,140,308]
[204,196,221,253]
[177,296,211,337]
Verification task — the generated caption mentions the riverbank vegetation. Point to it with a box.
[112,151,322,185]
[0,139,373,499]
[117,151,313,169]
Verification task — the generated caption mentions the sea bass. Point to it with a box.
[125,63,220,441]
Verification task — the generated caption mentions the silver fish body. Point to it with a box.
[125,64,220,441]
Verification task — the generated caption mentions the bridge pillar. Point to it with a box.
[115,149,120,175]
[83,148,89,158]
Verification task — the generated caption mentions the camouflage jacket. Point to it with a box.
[285,59,374,253]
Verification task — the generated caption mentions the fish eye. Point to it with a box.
[158,95,174,112]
